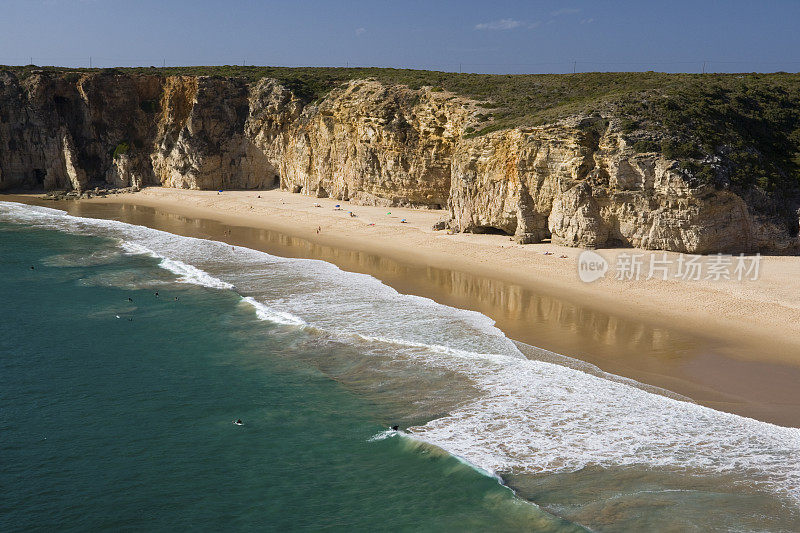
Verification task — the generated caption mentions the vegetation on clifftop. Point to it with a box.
[3,65,800,192]
[616,77,800,192]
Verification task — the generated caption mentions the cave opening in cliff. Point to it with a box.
[33,169,47,186]
[471,225,512,236]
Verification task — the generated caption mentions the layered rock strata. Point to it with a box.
[0,71,796,253]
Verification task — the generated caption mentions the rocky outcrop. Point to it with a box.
[449,125,590,243]
[448,119,800,253]
[152,76,277,190]
[246,79,471,207]
[0,70,797,253]
[0,71,163,191]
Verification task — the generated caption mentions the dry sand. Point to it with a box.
[9,187,800,426]
[88,188,800,355]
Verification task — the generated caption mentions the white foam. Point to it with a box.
[120,241,234,290]
[241,297,306,326]
[158,257,234,290]
[3,199,800,506]
[119,241,160,258]
[367,430,399,442]
[404,351,800,504]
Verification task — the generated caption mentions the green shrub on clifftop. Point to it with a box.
[4,65,800,191]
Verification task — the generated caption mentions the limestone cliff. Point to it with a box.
[0,70,797,253]
[449,118,799,253]
[245,79,472,207]
[0,71,164,191]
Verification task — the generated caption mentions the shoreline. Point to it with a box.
[5,187,800,427]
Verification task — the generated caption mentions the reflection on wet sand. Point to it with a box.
[31,200,800,426]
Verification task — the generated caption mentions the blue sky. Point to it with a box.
[1,0,799,73]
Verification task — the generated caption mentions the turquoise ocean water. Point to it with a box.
[1,201,799,532]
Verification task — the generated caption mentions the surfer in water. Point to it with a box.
[391,425,399,431]
[233,419,243,426]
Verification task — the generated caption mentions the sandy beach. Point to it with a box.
[9,187,800,426]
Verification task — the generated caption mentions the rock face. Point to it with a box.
[246,79,470,207]
[0,70,797,253]
[152,76,276,190]
[449,118,799,253]
[0,71,163,191]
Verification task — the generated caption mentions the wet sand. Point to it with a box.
[6,188,800,426]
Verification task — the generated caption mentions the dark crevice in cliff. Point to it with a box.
[470,225,513,236]
[2,70,799,253]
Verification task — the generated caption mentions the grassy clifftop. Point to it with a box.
[4,65,800,192]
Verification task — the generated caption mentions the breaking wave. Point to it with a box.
[3,199,799,510]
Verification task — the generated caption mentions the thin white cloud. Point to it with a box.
[355,27,366,36]
[551,8,581,16]
[474,18,538,31]
[580,18,594,24]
